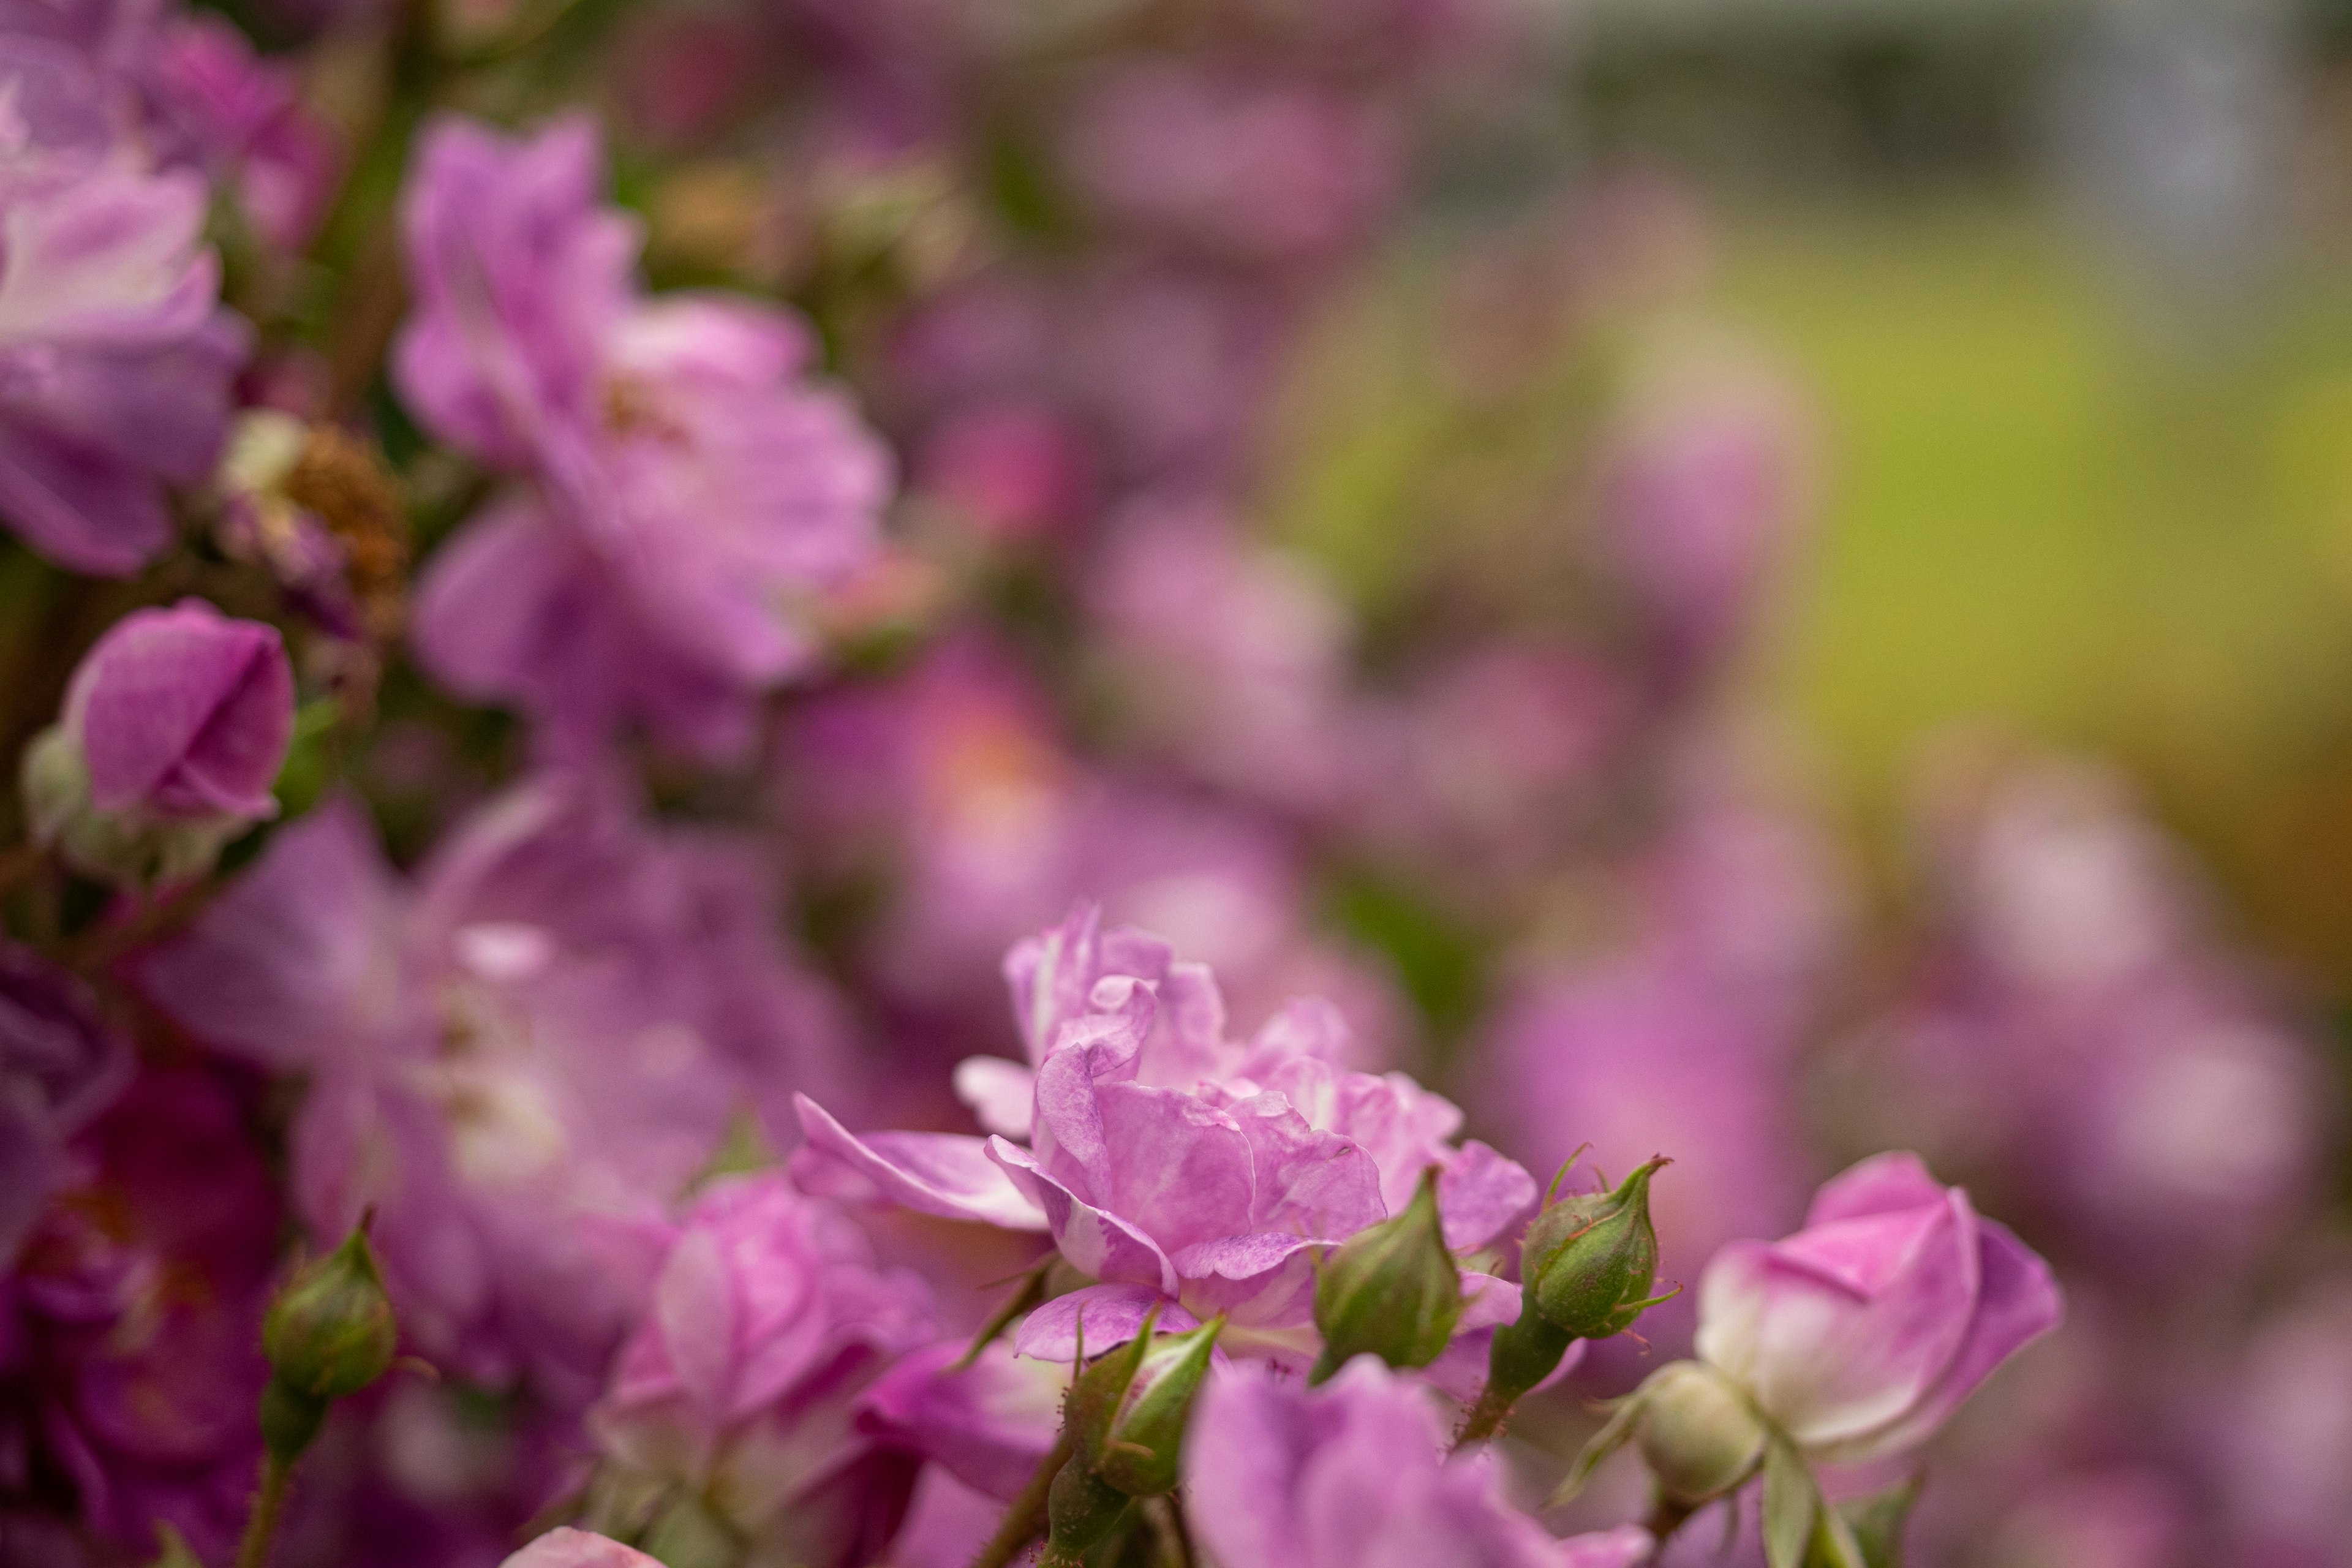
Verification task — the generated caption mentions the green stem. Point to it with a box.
[970,1431,1073,1568]
[233,1452,296,1568]
[1454,1381,1517,1448]
[1642,1493,1697,1561]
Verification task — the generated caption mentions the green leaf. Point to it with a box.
[1544,1384,1652,1509]
[1762,1439,1817,1568]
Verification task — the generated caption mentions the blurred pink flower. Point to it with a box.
[1694,1152,2062,1463]
[61,600,293,821]
[396,115,890,758]
[592,1173,936,1565]
[138,783,848,1405]
[503,1528,663,1568]
[1065,64,1395,264]
[1187,1355,1651,1568]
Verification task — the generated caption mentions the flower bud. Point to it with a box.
[263,1224,399,1403]
[1043,1310,1224,1565]
[1310,1165,1461,1384]
[1521,1156,1670,1340]
[23,600,294,889]
[1633,1362,1767,1506]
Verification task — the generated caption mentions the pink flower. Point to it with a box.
[395,115,890,758]
[1186,1355,1649,1568]
[0,945,132,1269]
[137,783,848,1406]
[145,14,342,250]
[502,1529,662,1568]
[855,1340,1066,1502]
[1064,64,1396,265]
[59,600,293,821]
[0,91,246,572]
[591,1173,935,1566]
[1694,1152,2062,1462]
[792,904,1533,1368]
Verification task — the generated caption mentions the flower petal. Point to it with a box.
[789,1094,1046,1230]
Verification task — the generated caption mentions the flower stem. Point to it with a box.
[1454,1381,1517,1449]
[1641,1493,1697,1561]
[970,1431,1073,1568]
[234,1452,296,1568]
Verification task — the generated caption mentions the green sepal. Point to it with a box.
[1762,1437,1816,1568]
[1806,1474,1921,1568]
[1545,1378,1655,1509]
[144,1523,203,1568]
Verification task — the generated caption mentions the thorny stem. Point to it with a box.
[970,1430,1074,1568]
[1453,1381,1517,1449]
[233,1452,296,1568]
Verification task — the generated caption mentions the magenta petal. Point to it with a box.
[652,1226,738,1417]
[500,1529,664,1568]
[1011,1283,1199,1362]
[1169,1232,1320,1283]
[789,1094,1047,1230]
[1803,1150,1952,1228]
[1696,1194,1980,1450]
[987,1137,1177,1292]
[1831,1213,2064,1460]
[1183,1362,1322,1568]
[1229,1091,1383,1242]
[1558,1528,1657,1568]
[1436,1140,1537,1253]
[135,798,403,1070]
[1089,1080,1257,1256]
[951,1055,1036,1139]
[1456,1273,1521,1334]
[69,601,292,818]
[857,1341,1065,1499]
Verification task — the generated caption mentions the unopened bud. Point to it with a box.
[1311,1166,1461,1384]
[263,1224,398,1403]
[1043,1309,1223,1565]
[1521,1156,1670,1340]
[1633,1362,1766,1506]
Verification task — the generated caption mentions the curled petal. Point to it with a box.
[1436,1140,1537,1254]
[987,1137,1177,1293]
[790,1094,1046,1230]
[1011,1283,1199,1362]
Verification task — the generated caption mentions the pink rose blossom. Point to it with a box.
[1694,1152,2062,1462]
[793,904,1532,1367]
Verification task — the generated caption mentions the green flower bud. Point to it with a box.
[1067,1313,1223,1498]
[1041,1455,1131,1568]
[1634,1362,1768,1506]
[1310,1166,1461,1384]
[1043,1309,1224,1565]
[1521,1156,1670,1340]
[263,1224,399,1403]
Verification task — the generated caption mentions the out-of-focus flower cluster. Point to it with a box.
[0,0,2331,1565]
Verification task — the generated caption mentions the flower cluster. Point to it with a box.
[0,0,2330,1565]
